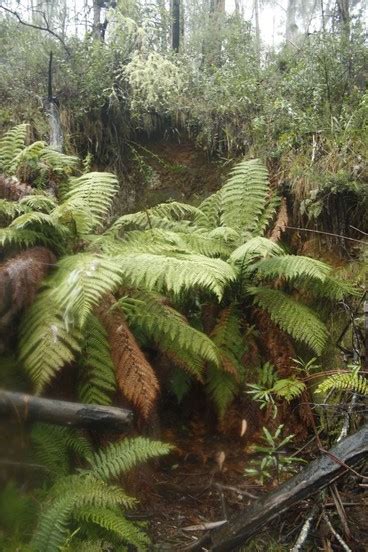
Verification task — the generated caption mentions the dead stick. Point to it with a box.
[0,389,133,432]
[188,423,368,551]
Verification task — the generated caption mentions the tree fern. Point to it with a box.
[32,477,136,552]
[249,287,328,355]
[220,159,270,235]
[316,373,368,395]
[0,123,28,173]
[78,314,116,406]
[31,432,171,552]
[118,292,219,368]
[87,437,172,480]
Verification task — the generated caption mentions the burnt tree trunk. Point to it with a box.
[189,423,368,551]
[0,390,133,432]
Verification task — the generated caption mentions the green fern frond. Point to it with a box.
[31,424,92,477]
[251,255,331,282]
[255,193,280,235]
[74,508,150,550]
[164,346,206,379]
[0,124,28,173]
[19,293,82,392]
[79,314,116,406]
[117,252,236,299]
[316,373,368,395]
[32,476,136,552]
[9,140,47,173]
[10,211,69,242]
[208,226,240,242]
[0,227,45,248]
[88,437,172,480]
[271,378,306,401]
[19,194,58,213]
[249,287,328,355]
[40,147,79,173]
[195,190,222,229]
[230,237,284,264]
[64,173,119,231]
[148,200,203,220]
[174,230,233,257]
[108,211,192,234]
[211,305,245,376]
[220,159,269,235]
[206,365,239,418]
[93,230,180,256]
[118,292,219,368]
[301,273,358,300]
[31,494,75,552]
[0,199,28,220]
[52,475,136,509]
[52,198,92,235]
[51,254,124,326]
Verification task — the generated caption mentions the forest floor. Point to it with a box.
[142,416,261,551]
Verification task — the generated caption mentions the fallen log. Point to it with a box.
[0,389,133,432]
[190,423,368,551]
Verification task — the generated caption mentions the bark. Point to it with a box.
[0,390,133,432]
[204,0,225,66]
[171,0,181,52]
[46,52,63,152]
[189,423,368,551]
[286,0,298,41]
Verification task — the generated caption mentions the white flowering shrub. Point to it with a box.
[124,52,184,113]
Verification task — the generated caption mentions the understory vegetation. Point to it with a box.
[0,0,367,550]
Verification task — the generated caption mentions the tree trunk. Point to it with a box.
[204,0,225,66]
[254,0,261,63]
[286,0,298,41]
[0,390,133,432]
[171,0,181,52]
[46,52,63,152]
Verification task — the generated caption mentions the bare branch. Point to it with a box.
[0,5,71,55]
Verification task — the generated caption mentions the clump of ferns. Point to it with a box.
[0,124,357,422]
[29,424,171,552]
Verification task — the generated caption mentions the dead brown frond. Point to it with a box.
[97,295,160,419]
[254,309,296,378]
[0,175,33,200]
[270,197,288,242]
[0,247,56,350]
